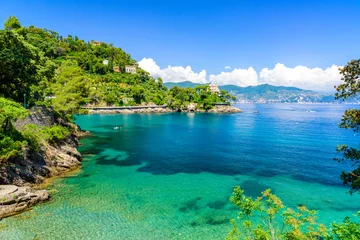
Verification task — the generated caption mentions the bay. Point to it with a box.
[0,104,359,240]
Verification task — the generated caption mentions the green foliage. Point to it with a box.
[4,16,21,30]
[0,98,28,132]
[167,85,232,111]
[227,186,328,240]
[0,30,55,103]
[41,125,70,144]
[334,59,360,194]
[227,187,360,240]
[49,61,90,120]
[0,98,28,162]
[22,124,70,149]
[0,136,24,163]
[335,60,360,100]
[335,144,360,194]
[329,212,360,239]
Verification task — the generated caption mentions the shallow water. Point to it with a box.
[1,104,359,239]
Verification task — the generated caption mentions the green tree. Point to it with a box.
[0,30,54,103]
[226,186,328,240]
[330,212,360,239]
[132,86,145,104]
[4,16,21,30]
[334,59,360,194]
[49,61,89,121]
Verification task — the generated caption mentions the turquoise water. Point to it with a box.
[1,104,360,239]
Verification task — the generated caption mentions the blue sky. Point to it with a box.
[1,0,360,90]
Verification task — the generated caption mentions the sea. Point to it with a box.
[0,103,359,240]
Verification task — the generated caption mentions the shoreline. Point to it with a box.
[85,105,242,114]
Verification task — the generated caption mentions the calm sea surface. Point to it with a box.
[1,104,360,239]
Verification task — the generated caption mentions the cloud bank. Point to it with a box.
[138,58,207,84]
[259,64,341,92]
[138,58,342,91]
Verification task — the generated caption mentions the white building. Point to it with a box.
[209,83,220,94]
[125,65,137,74]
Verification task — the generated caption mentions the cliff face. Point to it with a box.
[0,106,84,218]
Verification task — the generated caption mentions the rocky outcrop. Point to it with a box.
[207,105,243,113]
[14,106,55,130]
[0,185,49,218]
[0,106,85,218]
[87,105,242,114]
[0,132,82,187]
[88,107,174,114]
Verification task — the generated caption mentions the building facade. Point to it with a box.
[209,83,220,94]
[91,41,101,46]
[125,65,137,74]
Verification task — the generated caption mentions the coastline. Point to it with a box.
[86,105,242,114]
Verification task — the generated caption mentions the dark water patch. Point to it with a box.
[291,172,343,188]
[96,155,140,167]
[179,198,201,212]
[189,213,231,227]
[136,159,254,176]
[205,215,231,226]
[239,180,272,198]
[207,200,227,210]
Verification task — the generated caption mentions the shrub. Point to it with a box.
[227,186,328,240]
[41,125,70,144]
[0,136,24,163]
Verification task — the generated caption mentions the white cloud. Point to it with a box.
[138,58,342,91]
[209,67,259,87]
[138,58,207,84]
[259,63,342,91]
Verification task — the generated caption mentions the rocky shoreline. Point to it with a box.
[0,106,86,219]
[87,105,242,114]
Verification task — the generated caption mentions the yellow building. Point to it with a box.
[209,83,220,94]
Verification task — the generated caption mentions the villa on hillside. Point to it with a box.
[209,83,220,94]
[125,65,137,74]
[113,66,120,72]
[91,41,101,46]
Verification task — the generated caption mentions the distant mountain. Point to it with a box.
[164,81,203,89]
[163,81,353,103]
[220,84,337,103]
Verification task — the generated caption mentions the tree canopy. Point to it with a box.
[335,59,360,194]
[0,29,54,103]
[4,16,21,30]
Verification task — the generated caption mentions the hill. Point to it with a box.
[164,81,202,89]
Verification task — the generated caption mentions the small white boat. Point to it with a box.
[114,126,119,130]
